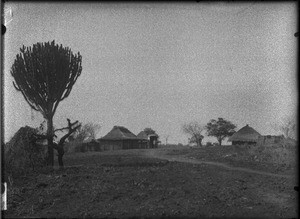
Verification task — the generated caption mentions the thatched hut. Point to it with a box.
[228,124,261,145]
[98,126,140,150]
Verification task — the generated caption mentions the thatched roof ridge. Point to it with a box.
[228,124,261,142]
[100,126,138,140]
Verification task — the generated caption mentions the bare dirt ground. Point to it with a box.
[3,146,298,218]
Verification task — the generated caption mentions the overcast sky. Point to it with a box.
[3,2,297,144]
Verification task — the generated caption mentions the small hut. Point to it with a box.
[98,126,140,150]
[257,135,285,146]
[136,131,159,148]
[228,124,261,145]
[148,133,159,148]
[136,131,149,149]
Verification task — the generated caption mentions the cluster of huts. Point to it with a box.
[228,124,286,146]
[83,126,159,151]
[85,124,289,151]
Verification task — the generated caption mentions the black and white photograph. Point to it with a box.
[1,2,298,218]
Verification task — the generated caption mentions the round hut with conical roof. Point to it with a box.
[98,126,140,150]
[228,124,261,145]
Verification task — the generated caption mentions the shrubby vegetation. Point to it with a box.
[231,139,297,168]
[71,123,101,143]
[206,142,213,147]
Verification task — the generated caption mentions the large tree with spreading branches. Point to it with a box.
[206,118,236,146]
[11,40,82,166]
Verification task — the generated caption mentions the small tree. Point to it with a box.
[72,123,101,143]
[206,118,236,146]
[33,119,81,168]
[182,122,205,147]
[274,113,297,140]
[11,41,82,166]
[53,119,81,167]
[165,135,170,146]
[143,128,157,136]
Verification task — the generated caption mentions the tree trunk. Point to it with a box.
[218,138,222,146]
[54,143,64,168]
[197,139,202,147]
[47,116,54,166]
[57,149,64,168]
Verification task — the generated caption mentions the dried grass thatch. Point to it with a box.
[99,126,138,140]
[228,124,261,143]
[5,126,47,177]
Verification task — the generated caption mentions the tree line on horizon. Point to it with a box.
[182,118,236,147]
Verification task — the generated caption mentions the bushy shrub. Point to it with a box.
[248,143,296,166]
[206,142,213,147]
[94,144,102,152]
[232,140,297,167]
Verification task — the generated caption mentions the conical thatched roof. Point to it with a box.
[6,126,37,152]
[136,131,149,140]
[228,124,261,142]
[100,126,138,140]
[5,126,47,172]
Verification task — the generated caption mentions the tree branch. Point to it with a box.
[54,127,69,133]
[58,124,81,146]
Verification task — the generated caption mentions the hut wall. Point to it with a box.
[100,140,123,151]
[257,135,284,146]
[122,140,139,149]
[138,140,149,149]
[232,141,256,146]
[84,141,101,151]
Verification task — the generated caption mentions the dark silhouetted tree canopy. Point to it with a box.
[11,40,82,166]
[144,128,157,136]
[206,118,236,146]
[11,40,82,118]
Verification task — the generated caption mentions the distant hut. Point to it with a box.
[257,135,285,146]
[98,126,139,150]
[136,131,159,149]
[228,124,261,145]
[148,133,159,148]
[136,131,149,149]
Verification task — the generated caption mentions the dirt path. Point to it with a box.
[144,149,294,179]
